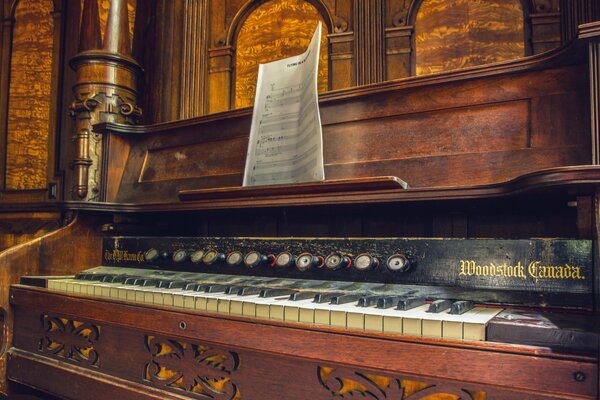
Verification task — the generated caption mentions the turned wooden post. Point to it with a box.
[69,0,141,201]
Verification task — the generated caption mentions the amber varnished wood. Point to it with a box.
[8,287,598,399]
[0,213,106,395]
[95,46,591,204]
[69,0,142,201]
[178,176,407,202]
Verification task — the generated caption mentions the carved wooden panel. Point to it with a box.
[318,366,487,399]
[234,0,329,109]
[39,315,101,367]
[414,0,525,76]
[5,0,54,190]
[144,335,241,399]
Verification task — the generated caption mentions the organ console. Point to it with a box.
[2,6,600,400]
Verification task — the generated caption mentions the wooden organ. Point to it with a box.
[2,4,600,400]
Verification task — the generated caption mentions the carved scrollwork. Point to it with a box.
[318,366,487,399]
[38,315,101,367]
[333,15,349,33]
[144,335,241,399]
[120,102,142,118]
[530,0,560,13]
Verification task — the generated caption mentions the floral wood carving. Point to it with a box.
[144,335,241,399]
[318,367,487,399]
[38,315,100,367]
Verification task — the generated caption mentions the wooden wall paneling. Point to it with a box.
[329,0,354,89]
[354,0,384,85]
[384,25,412,81]
[0,212,106,396]
[58,0,81,201]
[106,55,592,205]
[0,2,10,193]
[180,0,209,119]
[529,0,561,54]
[411,0,525,76]
[579,22,600,164]
[328,31,354,90]
[207,0,232,114]
[233,0,330,109]
[5,0,54,191]
[561,0,600,45]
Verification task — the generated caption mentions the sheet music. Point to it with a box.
[243,23,324,186]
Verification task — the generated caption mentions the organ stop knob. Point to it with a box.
[386,253,411,272]
[172,249,188,263]
[144,248,160,262]
[296,252,323,272]
[244,251,271,268]
[226,251,243,267]
[354,253,379,271]
[275,252,295,268]
[325,252,351,270]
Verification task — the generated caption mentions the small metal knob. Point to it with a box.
[386,254,411,272]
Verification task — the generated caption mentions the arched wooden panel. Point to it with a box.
[414,0,525,76]
[5,0,55,190]
[234,0,329,109]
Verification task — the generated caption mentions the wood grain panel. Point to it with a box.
[139,137,247,182]
[235,0,328,109]
[5,0,54,190]
[415,0,525,76]
[323,100,530,165]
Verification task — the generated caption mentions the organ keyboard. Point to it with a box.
[7,235,599,399]
[45,266,502,341]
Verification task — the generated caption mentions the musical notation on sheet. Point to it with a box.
[243,23,324,186]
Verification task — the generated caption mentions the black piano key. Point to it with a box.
[135,278,158,287]
[100,274,116,282]
[396,297,426,311]
[377,296,401,309]
[182,282,200,291]
[260,288,295,298]
[313,292,338,303]
[356,295,379,307]
[157,280,188,289]
[427,299,453,313]
[204,284,228,293]
[124,277,142,285]
[224,286,240,294]
[75,273,94,280]
[451,300,474,315]
[106,275,127,283]
[87,274,110,281]
[237,286,262,296]
[289,291,318,301]
[330,294,363,305]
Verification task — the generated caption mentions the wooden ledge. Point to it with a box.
[178,176,408,202]
[55,166,600,213]
[579,21,600,40]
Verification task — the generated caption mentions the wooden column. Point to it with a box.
[69,0,141,201]
[354,0,385,85]
[180,0,209,119]
[561,0,599,44]
[579,22,600,164]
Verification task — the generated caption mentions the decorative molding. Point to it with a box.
[318,366,487,399]
[144,335,240,399]
[69,89,141,201]
[38,315,100,367]
[354,0,385,85]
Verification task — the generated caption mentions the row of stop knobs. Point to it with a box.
[144,248,412,273]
